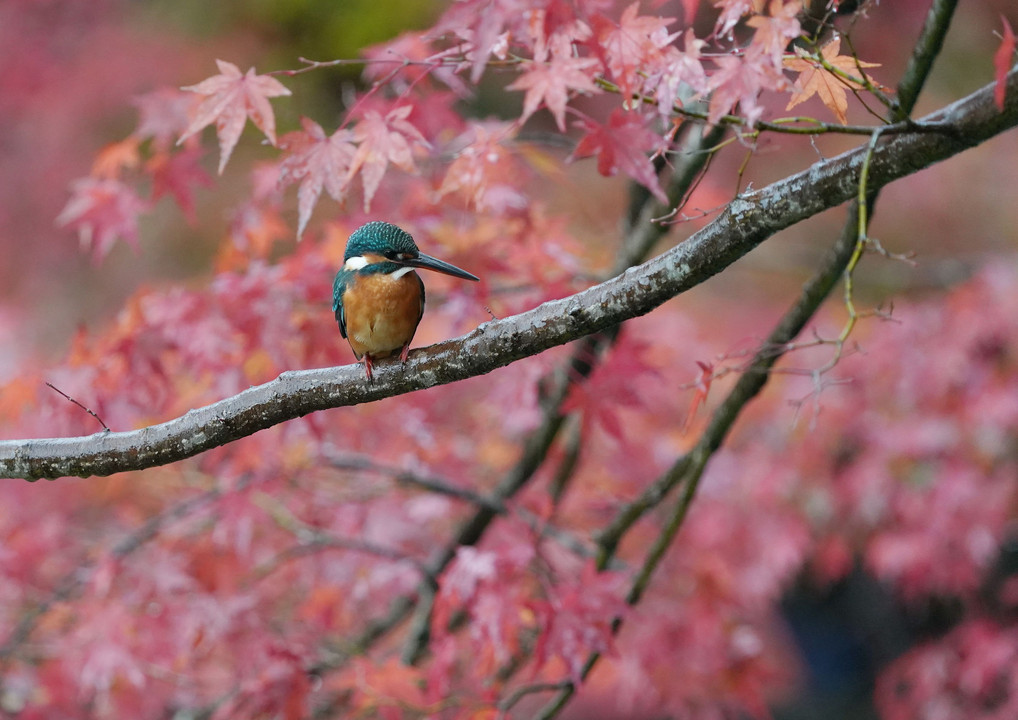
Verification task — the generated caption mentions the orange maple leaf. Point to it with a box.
[784,37,880,124]
[91,137,141,179]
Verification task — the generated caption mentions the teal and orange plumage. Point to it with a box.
[333,222,479,380]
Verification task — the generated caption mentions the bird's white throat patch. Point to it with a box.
[344,255,416,280]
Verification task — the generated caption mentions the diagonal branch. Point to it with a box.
[894,0,959,120]
[533,199,867,720]
[1,68,1016,481]
[533,6,967,716]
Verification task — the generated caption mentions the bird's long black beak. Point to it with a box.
[404,252,480,282]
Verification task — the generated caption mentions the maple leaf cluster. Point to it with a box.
[54,0,895,258]
[1,0,1017,719]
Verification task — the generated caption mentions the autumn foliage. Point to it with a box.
[1,1,1018,719]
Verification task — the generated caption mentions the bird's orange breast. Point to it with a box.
[342,270,424,359]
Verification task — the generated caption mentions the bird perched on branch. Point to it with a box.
[333,221,479,381]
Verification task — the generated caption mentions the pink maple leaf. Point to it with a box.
[508,35,599,131]
[593,2,677,93]
[346,105,431,211]
[434,0,514,83]
[57,178,149,261]
[278,117,357,237]
[132,87,199,151]
[178,59,291,174]
[571,108,667,202]
[437,122,528,213]
[995,15,1016,111]
[714,0,757,37]
[646,30,709,115]
[707,53,787,126]
[746,0,802,68]
[363,31,471,97]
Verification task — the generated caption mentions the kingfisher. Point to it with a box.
[333,221,480,381]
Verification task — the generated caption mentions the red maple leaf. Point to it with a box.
[533,562,627,682]
[995,15,1016,111]
[56,178,150,261]
[178,59,291,174]
[278,117,357,237]
[507,35,598,131]
[571,108,667,202]
[561,338,656,442]
[147,145,213,222]
[683,359,715,431]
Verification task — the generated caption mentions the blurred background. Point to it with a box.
[1,1,1017,717]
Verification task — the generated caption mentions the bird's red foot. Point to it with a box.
[363,354,375,382]
[399,343,411,364]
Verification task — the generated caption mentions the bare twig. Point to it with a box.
[250,491,434,580]
[323,450,505,512]
[45,382,109,432]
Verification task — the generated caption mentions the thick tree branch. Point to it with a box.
[2,68,1016,480]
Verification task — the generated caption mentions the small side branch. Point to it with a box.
[45,382,109,432]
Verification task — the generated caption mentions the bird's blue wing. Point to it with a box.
[333,269,350,339]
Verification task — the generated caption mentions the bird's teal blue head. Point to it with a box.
[341,222,479,282]
[344,221,418,263]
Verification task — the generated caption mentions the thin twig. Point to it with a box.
[498,681,571,714]
[250,491,434,581]
[323,450,505,512]
[45,382,109,432]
